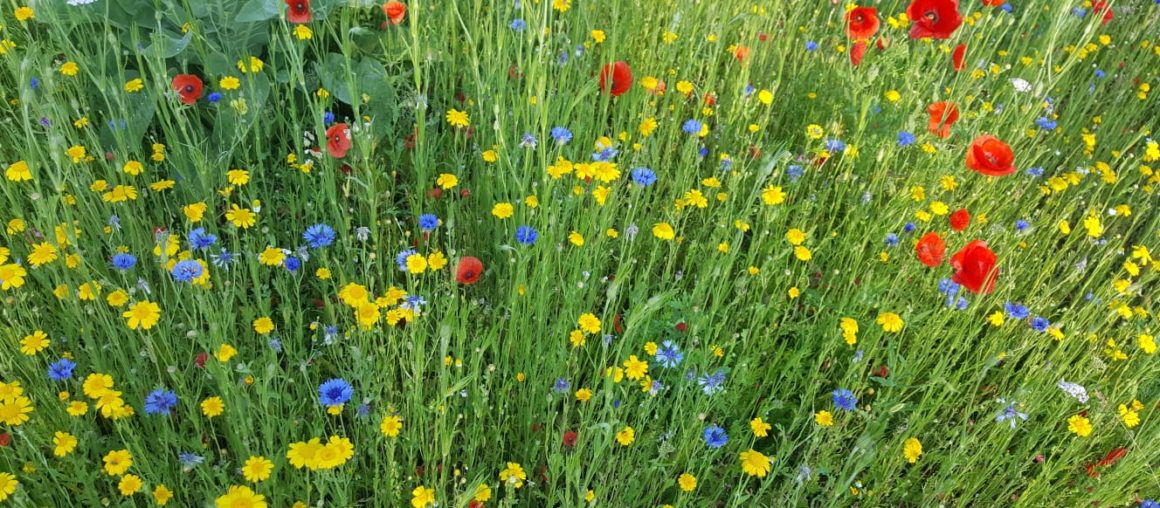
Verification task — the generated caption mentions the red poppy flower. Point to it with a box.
[562,430,577,447]
[965,135,1017,176]
[949,208,970,231]
[675,322,687,333]
[285,0,311,23]
[455,256,483,285]
[382,1,406,24]
[195,351,208,368]
[733,45,750,61]
[846,7,880,40]
[915,232,946,267]
[599,61,633,97]
[1093,1,1112,24]
[1096,447,1127,467]
[952,43,967,71]
[171,74,203,105]
[906,0,963,40]
[850,41,868,66]
[981,0,1004,6]
[950,240,998,294]
[326,123,352,158]
[0,432,9,447]
[927,101,959,138]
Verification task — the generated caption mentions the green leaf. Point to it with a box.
[143,29,193,59]
[234,0,280,23]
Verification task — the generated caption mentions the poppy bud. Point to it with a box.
[675,322,687,333]
[195,352,208,368]
[459,188,471,199]
[429,187,443,199]
[757,32,768,42]
[105,151,116,162]
[562,430,577,447]
[0,432,9,447]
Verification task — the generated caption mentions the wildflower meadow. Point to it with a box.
[2,0,1160,506]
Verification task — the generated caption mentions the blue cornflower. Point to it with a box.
[552,377,571,393]
[698,146,709,158]
[520,132,537,148]
[832,388,857,411]
[939,278,961,297]
[656,341,684,368]
[786,164,804,182]
[323,111,335,125]
[995,401,1029,428]
[1035,117,1057,130]
[318,378,354,406]
[1142,501,1159,508]
[207,92,222,103]
[1026,167,1044,177]
[144,389,178,415]
[1071,7,1086,17]
[743,84,755,96]
[898,131,916,147]
[1004,301,1030,320]
[631,167,657,186]
[396,249,417,270]
[1030,316,1050,332]
[510,18,526,31]
[283,256,301,272]
[515,225,537,246]
[211,249,235,268]
[179,452,204,471]
[550,126,573,145]
[268,338,283,353]
[824,139,846,152]
[682,119,703,135]
[949,295,969,310]
[805,41,818,51]
[188,228,217,250]
[30,77,40,90]
[885,233,899,247]
[1094,69,1106,78]
[171,260,204,282]
[703,424,728,449]
[720,157,733,171]
[303,224,336,249]
[698,369,726,395]
[648,379,664,396]
[592,146,618,162]
[1015,219,1030,232]
[111,253,136,270]
[418,214,439,232]
[903,222,917,233]
[47,358,76,381]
